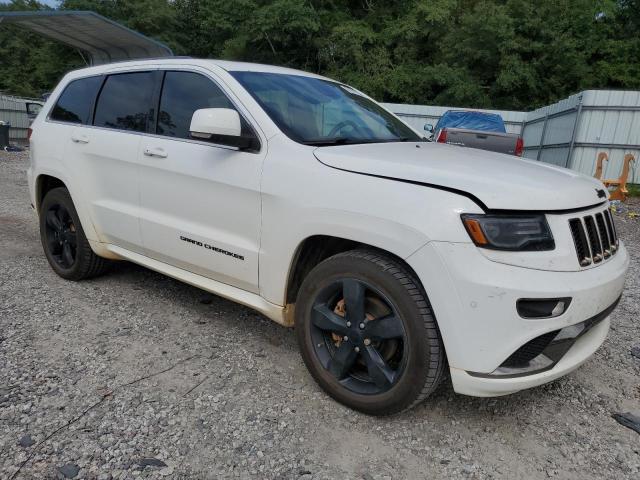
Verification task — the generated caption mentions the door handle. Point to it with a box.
[143,147,168,158]
[71,134,89,144]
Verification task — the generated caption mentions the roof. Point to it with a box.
[59,57,333,84]
[211,60,329,78]
[0,10,173,65]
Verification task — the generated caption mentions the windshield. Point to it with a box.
[231,71,422,146]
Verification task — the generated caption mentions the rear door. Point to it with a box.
[137,69,265,293]
[64,71,159,251]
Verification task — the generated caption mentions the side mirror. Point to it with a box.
[26,102,43,119]
[190,108,241,139]
[190,107,260,151]
[424,123,434,133]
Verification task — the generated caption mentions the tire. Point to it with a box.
[295,249,446,415]
[39,187,110,280]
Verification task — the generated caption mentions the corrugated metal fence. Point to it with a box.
[520,90,639,184]
[383,89,639,184]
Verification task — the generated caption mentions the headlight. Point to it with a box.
[461,214,555,251]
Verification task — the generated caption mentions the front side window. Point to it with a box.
[50,76,102,124]
[157,71,234,139]
[93,72,155,132]
[230,71,421,146]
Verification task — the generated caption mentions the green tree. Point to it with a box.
[1,0,639,109]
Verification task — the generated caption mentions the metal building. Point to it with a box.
[383,90,639,184]
[521,90,640,184]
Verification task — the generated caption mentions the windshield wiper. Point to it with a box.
[302,137,353,146]
[302,136,423,147]
[388,136,426,142]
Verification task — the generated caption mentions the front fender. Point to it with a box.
[258,136,481,306]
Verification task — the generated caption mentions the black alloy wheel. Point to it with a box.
[296,249,446,415]
[43,203,77,270]
[310,278,406,395]
[39,187,110,280]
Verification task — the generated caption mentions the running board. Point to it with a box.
[105,244,288,326]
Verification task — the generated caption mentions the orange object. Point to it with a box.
[462,218,488,245]
[603,153,635,202]
[593,152,608,180]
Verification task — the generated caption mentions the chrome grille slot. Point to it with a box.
[605,209,618,249]
[568,208,619,268]
[584,216,603,262]
[569,219,591,266]
[595,213,611,258]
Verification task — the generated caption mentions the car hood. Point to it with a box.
[313,142,606,211]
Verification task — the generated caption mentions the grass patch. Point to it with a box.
[627,183,640,197]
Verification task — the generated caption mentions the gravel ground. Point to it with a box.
[1,149,639,480]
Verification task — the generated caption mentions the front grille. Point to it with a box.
[568,208,618,268]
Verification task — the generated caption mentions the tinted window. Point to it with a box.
[157,71,234,139]
[50,76,102,124]
[94,72,155,132]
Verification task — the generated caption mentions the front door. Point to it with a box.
[137,70,264,293]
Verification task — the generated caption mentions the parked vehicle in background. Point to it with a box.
[27,59,628,415]
[0,94,45,146]
[26,101,44,121]
[425,110,524,156]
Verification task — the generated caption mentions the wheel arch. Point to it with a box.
[35,172,100,244]
[36,174,66,212]
[283,235,427,325]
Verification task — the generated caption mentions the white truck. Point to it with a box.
[27,59,628,415]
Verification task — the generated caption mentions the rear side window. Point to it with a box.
[93,72,155,132]
[50,76,102,124]
[157,71,234,139]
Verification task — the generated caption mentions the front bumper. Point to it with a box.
[450,316,610,396]
[406,240,628,397]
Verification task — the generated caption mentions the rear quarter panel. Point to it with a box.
[28,75,101,242]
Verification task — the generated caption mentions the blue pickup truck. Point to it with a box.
[425,110,524,156]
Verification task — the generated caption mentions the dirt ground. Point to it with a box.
[1,149,639,480]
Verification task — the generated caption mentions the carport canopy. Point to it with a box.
[0,10,173,65]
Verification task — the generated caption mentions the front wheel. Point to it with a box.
[295,249,445,415]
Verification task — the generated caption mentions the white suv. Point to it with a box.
[27,59,629,415]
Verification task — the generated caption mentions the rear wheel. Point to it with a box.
[295,249,445,415]
[40,187,110,280]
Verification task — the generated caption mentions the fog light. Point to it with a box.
[516,298,572,319]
